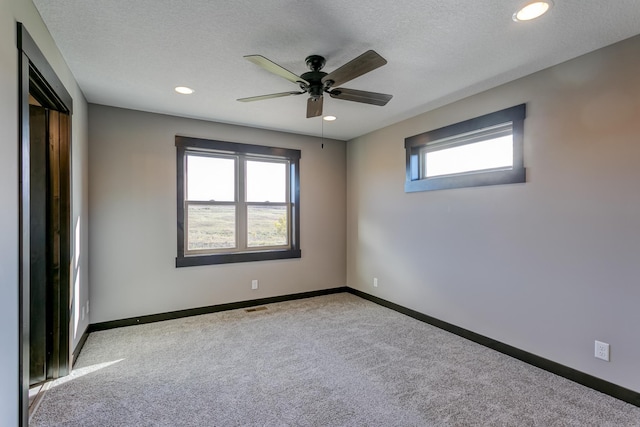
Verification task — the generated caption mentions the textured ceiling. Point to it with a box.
[33,0,640,140]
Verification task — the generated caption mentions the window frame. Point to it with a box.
[404,104,526,192]
[175,136,301,267]
[243,156,291,251]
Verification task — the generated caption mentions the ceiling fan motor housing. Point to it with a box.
[301,56,329,99]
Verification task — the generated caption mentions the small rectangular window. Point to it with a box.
[405,104,526,192]
[422,122,513,178]
[176,136,301,267]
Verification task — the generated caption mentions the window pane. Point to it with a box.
[187,155,235,201]
[187,205,235,250]
[246,160,286,202]
[247,205,288,247]
[425,135,513,178]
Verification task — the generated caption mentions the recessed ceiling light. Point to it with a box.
[513,1,552,22]
[175,86,194,95]
[323,115,337,121]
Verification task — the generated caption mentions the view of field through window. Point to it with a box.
[186,154,289,251]
[187,205,288,250]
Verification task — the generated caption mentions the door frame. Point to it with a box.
[17,23,73,426]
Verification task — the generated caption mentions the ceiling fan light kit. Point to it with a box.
[238,50,393,118]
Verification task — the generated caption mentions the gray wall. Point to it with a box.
[347,35,640,393]
[88,105,347,323]
[0,0,89,424]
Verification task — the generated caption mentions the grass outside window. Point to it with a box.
[175,136,301,267]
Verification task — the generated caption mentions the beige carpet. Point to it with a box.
[31,293,640,426]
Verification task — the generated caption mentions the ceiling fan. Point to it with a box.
[237,50,392,118]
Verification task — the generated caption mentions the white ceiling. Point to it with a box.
[33,0,640,141]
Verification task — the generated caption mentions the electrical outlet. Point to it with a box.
[373,277,378,287]
[251,279,258,290]
[595,340,610,361]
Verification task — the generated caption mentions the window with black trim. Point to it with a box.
[175,136,301,267]
[405,104,526,192]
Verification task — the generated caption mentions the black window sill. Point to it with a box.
[405,168,526,193]
[176,249,301,267]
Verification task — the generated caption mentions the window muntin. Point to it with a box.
[405,104,526,192]
[176,136,301,267]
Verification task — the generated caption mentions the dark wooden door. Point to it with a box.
[28,105,71,386]
[29,104,47,386]
[46,109,71,379]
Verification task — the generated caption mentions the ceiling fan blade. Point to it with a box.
[244,55,308,85]
[307,96,323,118]
[329,88,392,106]
[321,50,387,88]
[237,91,304,102]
